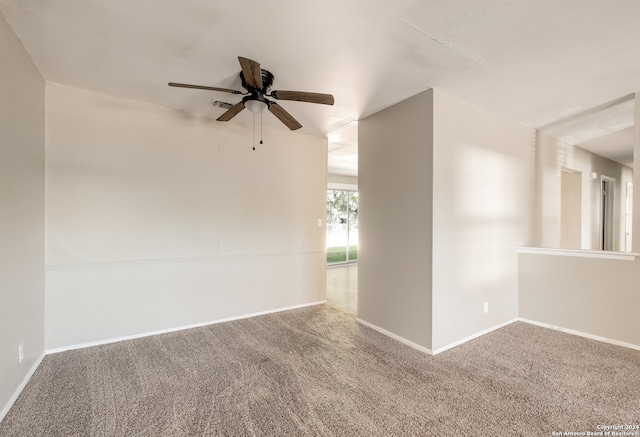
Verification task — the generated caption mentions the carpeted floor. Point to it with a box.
[1,304,639,436]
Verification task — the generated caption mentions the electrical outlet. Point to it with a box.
[18,342,24,363]
[317,218,323,228]
[484,302,489,314]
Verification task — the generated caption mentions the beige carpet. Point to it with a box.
[1,304,639,436]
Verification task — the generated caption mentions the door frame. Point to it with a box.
[599,175,615,251]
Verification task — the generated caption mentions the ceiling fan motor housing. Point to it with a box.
[240,69,274,94]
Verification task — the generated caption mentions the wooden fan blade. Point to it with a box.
[168,82,242,94]
[268,103,302,130]
[271,90,334,105]
[217,102,245,121]
[238,57,263,90]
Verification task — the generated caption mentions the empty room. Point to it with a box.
[1,1,639,435]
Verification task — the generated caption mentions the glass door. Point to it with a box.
[326,190,358,264]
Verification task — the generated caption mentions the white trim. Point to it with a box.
[355,318,521,356]
[516,246,638,261]
[0,352,46,423]
[431,319,518,355]
[356,318,433,355]
[46,301,327,354]
[518,318,640,352]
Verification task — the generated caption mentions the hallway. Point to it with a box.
[326,264,357,315]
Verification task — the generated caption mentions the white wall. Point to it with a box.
[518,92,640,350]
[358,90,434,350]
[0,14,45,420]
[518,253,640,348]
[431,89,534,351]
[45,84,327,350]
[358,89,534,353]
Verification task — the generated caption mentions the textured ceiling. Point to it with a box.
[2,0,638,174]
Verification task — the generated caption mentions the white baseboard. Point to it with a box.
[0,352,46,424]
[518,318,640,352]
[356,318,520,356]
[431,318,518,355]
[47,300,327,354]
[356,318,433,355]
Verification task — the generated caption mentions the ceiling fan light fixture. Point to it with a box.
[170,56,333,130]
[245,99,268,114]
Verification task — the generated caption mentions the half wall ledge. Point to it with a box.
[516,247,638,261]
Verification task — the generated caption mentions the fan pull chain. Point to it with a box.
[251,112,264,151]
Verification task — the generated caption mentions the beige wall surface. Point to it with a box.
[0,14,45,419]
[45,84,327,350]
[431,89,535,351]
[518,93,640,349]
[359,88,535,352]
[518,253,640,348]
[358,90,433,350]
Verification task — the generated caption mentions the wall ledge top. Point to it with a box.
[517,247,638,261]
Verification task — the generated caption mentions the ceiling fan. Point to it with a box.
[168,56,334,131]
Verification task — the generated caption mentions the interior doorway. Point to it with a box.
[326,189,358,315]
[600,176,615,251]
[625,182,633,251]
[560,169,582,249]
